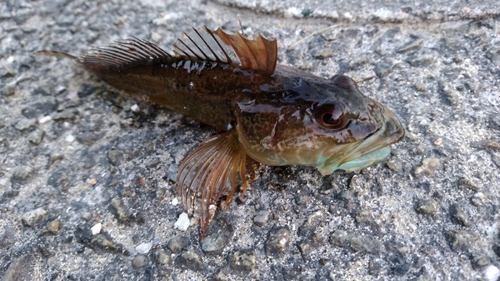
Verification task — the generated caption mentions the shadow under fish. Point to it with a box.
[36,26,405,237]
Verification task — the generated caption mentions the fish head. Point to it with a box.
[236,73,405,175]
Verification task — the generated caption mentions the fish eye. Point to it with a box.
[314,103,348,129]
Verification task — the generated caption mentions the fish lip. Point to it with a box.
[319,107,405,175]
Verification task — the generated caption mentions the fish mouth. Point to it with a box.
[318,107,405,175]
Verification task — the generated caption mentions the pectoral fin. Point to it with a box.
[176,129,254,237]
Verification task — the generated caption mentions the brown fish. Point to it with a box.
[38,26,405,237]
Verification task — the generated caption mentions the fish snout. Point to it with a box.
[318,106,405,175]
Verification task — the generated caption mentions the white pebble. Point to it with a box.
[151,32,162,42]
[65,135,75,142]
[284,7,302,18]
[55,85,66,94]
[91,223,102,235]
[135,241,153,254]
[131,104,140,112]
[171,198,179,206]
[485,265,500,281]
[39,115,52,124]
[0,178,7,187]
[174,212,190,231]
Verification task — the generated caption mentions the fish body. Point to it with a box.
[39,27,405,236]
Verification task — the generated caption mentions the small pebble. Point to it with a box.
[355,210,374,224]
[422,157,440,168]
[440,82,460,106]
[151,32,162,42]
[451,205,470,227]
[55,85,66,94]
[174,213,190,231]
[201,220,232,254]
[171,198,179,206]
[1,83,15,96]
[90,234,128,255]
[406,54,434,67]
[397,38,423,53]
[386,160,401,172]
[38,115,52,124]
[284,7,302,18]
[132,255,148,269]
[415,199,438,214]
[484,265,500,281]
[65,135,75,143]
[301,8,313,17]
[46,220,61,234]
[130,104,140,112]
[91,223,102,235]
[254,210,270,226]
[0,178,8,187]
[176,250,203,271]
[313,49,334,59]
[107,148,124,165]
[167,236,190,254]
[414,157,440,177]
[14,118,36,131]
[471,192,487,207]
[306,210,324,226]
[337,190,351,201]
[348,234,381,253]
[80,212,92,221]
[448,230,475,251]
[51,110,75,120]
[458,177,479,190]
[473,254,490,269]
[230,251,256,272]
[298,241,313,257]
[374,63,392,77]
[21,208,47,226]
[155,188,166,200]
[145,157,160,168]
[136,242,153,254]
[76,132,103,145]
[415,81,426,91]
[11,166,33,183]
[266,228,290,255]
[111,197,130,223]
[156,249,170,264]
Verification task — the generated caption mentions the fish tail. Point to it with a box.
[33,50,79,61]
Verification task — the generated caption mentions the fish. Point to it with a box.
[37,26,405,237]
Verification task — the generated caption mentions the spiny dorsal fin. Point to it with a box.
[70,26,277,75]
[212,27,277,74]
[174,26,278,75]
[176,129,255,238]
[80,37,172,71]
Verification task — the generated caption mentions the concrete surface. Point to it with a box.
[1,0,499,280]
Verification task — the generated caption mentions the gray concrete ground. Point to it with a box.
[1,0,499,280]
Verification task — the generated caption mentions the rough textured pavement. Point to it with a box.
[1,0,499,280]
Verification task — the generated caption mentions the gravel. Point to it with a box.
[1,0,499,280]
